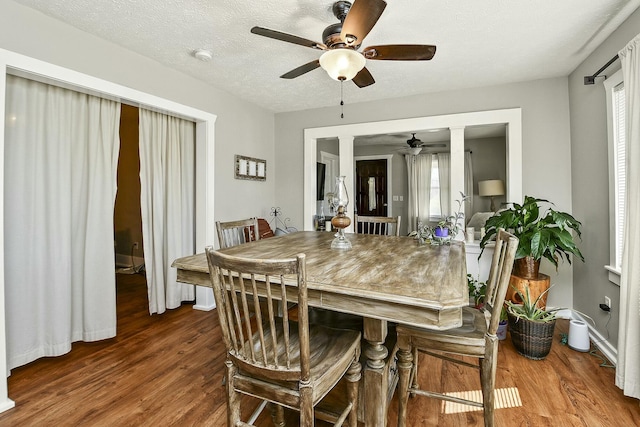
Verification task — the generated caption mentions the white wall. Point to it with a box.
[568,7,640,351]
[275,77,574,308]
[0,0,276,410]
[0,0,276,228]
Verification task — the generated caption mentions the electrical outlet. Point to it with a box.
[133,242,139,249]
[604,296,612,310]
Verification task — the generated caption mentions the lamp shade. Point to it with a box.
[478,179,505,197]
[319,49,366,81]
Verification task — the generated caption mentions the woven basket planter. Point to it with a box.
[507,312,556,360]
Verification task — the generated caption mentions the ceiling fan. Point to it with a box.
[250,0,437,88]
[396,133,446,155]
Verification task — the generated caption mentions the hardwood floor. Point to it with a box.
[0,273,638,426]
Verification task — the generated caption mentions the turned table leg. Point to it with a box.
[363,318,389,427]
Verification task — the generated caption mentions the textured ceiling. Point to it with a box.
[12,0,640,113]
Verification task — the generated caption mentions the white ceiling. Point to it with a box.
[12,0,640,113]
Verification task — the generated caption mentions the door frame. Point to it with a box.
[303,108,522,232]
[0,48,217,411]
[354,155,393,217]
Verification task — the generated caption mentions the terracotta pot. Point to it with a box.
[512,256,540,279]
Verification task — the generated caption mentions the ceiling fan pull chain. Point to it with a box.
[340,79,344,119]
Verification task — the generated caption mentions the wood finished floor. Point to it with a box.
[0,273,638,426]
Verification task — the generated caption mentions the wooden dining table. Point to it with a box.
[172,231,468,427]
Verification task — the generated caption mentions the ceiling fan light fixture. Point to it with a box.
[319,48,365,81]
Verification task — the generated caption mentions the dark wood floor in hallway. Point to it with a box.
[0,272,638,426]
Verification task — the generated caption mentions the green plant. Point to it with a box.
[479,195,584,269]
[436,192,470,236]
[410,193,470,244]
[500,306,508,322]
[505,286,559,323]
[467,274,486,307]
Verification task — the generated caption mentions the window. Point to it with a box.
[429,157,442,218]
[605,69,625,284]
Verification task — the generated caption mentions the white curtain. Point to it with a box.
[139,109,195,314]
[436,152,474,217]
[616,33,640,400]
[4,75,120,370]
[405,154,433,232]
[437,153,451,216]
[464,152,474,216]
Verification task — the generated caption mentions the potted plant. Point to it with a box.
[411,193,470,244]
[505,286,559,359]
[479,195,584,278]
[497,307,508,341]
[467,274,486,308]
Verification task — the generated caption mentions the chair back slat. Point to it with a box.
[483,229,518,335]
[249,274,269,365]
[280,279,291,369]
[237,274,257,363]
[354,215,401,236]
[264,277,279,367]
[216,217,260,249]
[206,247,307,380]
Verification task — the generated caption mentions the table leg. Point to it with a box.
[363,317,389,427]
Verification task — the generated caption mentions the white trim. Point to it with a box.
[0,48,218,410]
[605,265,622,286]
[303,108,523,232]
[604,69,624,281]
[354,154,394,217]
[572,312,617,366]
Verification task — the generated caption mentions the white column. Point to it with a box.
[450,126,466,240]
[303,134,318,231]
[338,135,355,233]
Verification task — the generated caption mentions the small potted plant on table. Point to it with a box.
[411,193,469,245]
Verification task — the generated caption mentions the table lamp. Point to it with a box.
[478,179,505,212]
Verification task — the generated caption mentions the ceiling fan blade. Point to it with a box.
[362,44,436,61]
[280,60,321,79]
[251,26,327,50]
[352,67,375,88]
[340,0,387,46]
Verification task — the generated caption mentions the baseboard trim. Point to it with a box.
[115,253,144,268]
[571,312,617,366]
[193,303,216,311]
[0,398,15,413]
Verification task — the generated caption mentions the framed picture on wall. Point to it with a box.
[235,154,266,181]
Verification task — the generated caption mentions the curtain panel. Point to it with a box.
[139,109,195,314]
[4,75,120,370]
[616,32,640,401]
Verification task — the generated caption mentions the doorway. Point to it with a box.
[114,104,145,275]
[356,159,388,218]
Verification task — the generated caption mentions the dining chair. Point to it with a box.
[216,217,260,249]
[205,247,362,427]
[354,215,401,236]
[395,229,518,427]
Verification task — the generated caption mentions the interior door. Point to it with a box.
[356,159,388,218]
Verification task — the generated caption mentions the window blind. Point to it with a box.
[613,82,626,268]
